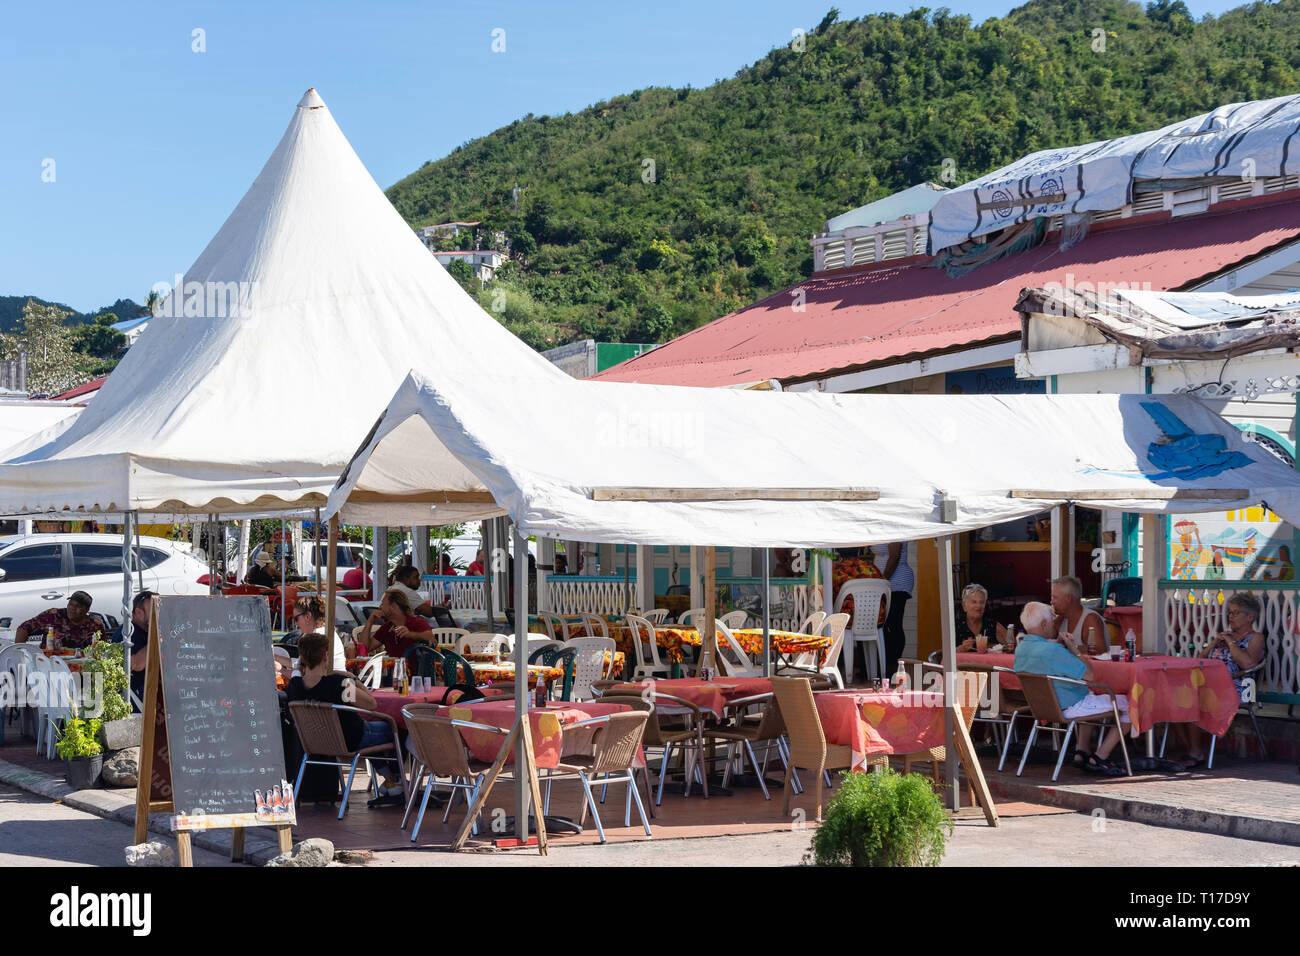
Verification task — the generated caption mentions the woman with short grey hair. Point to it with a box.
[956,583,1006,652]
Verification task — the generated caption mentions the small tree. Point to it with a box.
[4,299,87,396]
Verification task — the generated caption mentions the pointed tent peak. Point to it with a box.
[298,88,326,110]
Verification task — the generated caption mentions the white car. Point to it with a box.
[0,533,212,640]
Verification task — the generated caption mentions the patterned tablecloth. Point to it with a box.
[436,698,642,769]
[814,689,975,770]
[607,676,772,718]
[576,619,830,669]
[954,651,1239,735]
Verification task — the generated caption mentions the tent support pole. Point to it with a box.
[313,508,322,589]
[623,545,630,613]
[122,511,135,705]
[702,547,717,672]
[325,515,338,649]
[280,518,288,631]
[513,528,530,843]
[820,554,834,617]
[136,516,144,593]
[1141,514,1163,654]
[483,521,495,626]
[938,534,959,810]
[762,548,771,678]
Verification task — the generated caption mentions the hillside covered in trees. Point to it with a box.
[387,0,1300,350]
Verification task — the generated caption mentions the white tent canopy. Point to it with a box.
[0,89,565,517]
[327,370,1300,546]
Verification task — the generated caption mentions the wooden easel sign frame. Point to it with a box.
[134,595,294,865]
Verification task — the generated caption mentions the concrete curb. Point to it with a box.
[0,756,285,865]
[984,774,1300,846]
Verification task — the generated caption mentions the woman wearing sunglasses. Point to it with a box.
[293,594,348,672]
[956,583,1006,652]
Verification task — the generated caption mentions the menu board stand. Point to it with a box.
[449,714,548,854]
[133,596,294,866]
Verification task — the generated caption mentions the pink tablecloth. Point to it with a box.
[954,652,1238,736]
[435,699,641,769]
[371,688,446,724]
[608,676,772,718]
[814,689,964,770]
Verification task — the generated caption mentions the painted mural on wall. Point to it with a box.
[1167,509,1297,582]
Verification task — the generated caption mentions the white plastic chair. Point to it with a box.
[643,609,671,624]
[624,614,672,681]
[526,634,560,658]
[32,655,77,760]
[816,613,849,688]
[357,654,386,690]
[714,620,763,678]
[460,633,511,656]
[720,610,749,629]
[580,614,610,639]
[566,637,617,701]
[837,579,890,682]
[539,613,571,643]
[678,607,706,629]
[0,643,40,740]
[426,627,470,648]
[798,611,827,635]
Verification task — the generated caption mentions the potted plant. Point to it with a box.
[805,768,951,867]
[81,641,137,749]
[53,707,103,790]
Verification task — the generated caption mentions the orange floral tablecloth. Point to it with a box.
[833,557,886,627]
[435,698,641,769]
[607,676,772,718]
[814,689,974,770]
[730,629,831,665]
[954,652,1238,736]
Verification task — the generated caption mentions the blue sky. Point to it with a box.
[0,0,1247,313]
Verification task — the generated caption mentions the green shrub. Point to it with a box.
[81,640,131,724]
[806,768,951,867]
[53,707,103,761]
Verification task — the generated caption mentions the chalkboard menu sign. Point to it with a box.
[153,595,293,830]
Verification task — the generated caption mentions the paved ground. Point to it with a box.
[362,810,1300,867]
[0,785,236,867]
[1,777,1297,867]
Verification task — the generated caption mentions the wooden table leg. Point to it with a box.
[230,827,245,862]
[277,824,293,854]
[176,831,193,868]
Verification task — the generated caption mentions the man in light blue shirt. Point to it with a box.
[1014,602,1130,774]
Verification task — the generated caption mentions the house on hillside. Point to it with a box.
[109,315,150,346]
[431,249,506,284]
[594,93,1300,662]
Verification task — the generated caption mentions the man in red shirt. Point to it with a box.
[341,558,372,592]
[467,549,485,576]
[16,591,101,649]
[355,589,432,658]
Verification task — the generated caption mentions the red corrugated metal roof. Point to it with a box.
[594,196,1300,387]
[47,377,106,401]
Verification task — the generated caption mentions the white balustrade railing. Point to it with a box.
[422,574,485,611]
[1161,584,1300,702]
[548,576,636,616]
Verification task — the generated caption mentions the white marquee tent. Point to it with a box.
[0,89,565,517]
[326,369,1300,545]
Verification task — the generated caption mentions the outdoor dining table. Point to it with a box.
[953,650,1240,746]
[814,688,976,771]
[605,676,772,720]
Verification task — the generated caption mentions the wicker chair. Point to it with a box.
[599,692,710,804]
[400,704,512,842]
[771,675,884,820]
[1014,673,1132,780]
[706,691,789,800]
[548,711,652,843]
[288,701,405,819]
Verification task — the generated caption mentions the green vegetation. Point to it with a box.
[83,641,132,724]
[806,768,952,866]
[53,708,104,761]
[0,300,128,395]
[389,0,1300,350]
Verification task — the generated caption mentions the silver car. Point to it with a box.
[0,533,212,639]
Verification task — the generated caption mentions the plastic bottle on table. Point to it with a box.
[1087,626,1099,657]
[1125,629,1137,662]
[1005,624,1016,651]
[892,662,909,692]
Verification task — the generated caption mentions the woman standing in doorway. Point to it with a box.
[881,542,913,675]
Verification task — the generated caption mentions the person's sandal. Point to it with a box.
[1080,753,1110,774]
[1070,749,1092,770]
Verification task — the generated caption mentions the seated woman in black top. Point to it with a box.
[286,634,403,801]
[956,583,1007,652]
